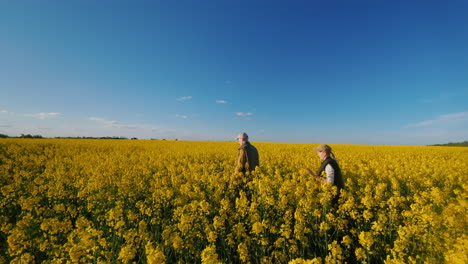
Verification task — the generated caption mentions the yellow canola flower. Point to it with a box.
[288,257,322,264]
[359,231,374,250]
[201,245,221,264]
[0,139,467,263]
[252,221,264,235]
[145,242,166,264]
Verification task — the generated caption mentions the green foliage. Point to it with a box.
[20,134,43,138]
[431,141,468,147]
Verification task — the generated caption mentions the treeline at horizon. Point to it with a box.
[0,134,136,140]
[430,141,468,147]
[0,133,181,140]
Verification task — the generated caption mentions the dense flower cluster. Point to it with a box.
[0,139,466,263]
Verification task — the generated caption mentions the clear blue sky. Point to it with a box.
[1,0,467,145]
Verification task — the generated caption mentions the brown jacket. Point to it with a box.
[235,141,259,174]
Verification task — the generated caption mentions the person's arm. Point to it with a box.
[305,168,329,184]
[305,168,320,178]
[235,148,247,173]
[325,164,335,184]
[230,149,247,186]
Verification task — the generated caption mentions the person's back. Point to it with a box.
[232,132,260,176]
[238,141,259,173]
[229,132,260,202]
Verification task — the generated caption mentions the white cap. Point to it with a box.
[236,132,248,139]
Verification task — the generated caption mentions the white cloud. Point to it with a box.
[89,117,105,122]
[440,111,468,121]
[24,112,62,119]
[89,116,138,129]
[405,111,468,128]
[406,120,435,128]
[112,124,137,129]
[176,114,188,119]
[104,120,118,126]
[0,112,186,140]
[216,100,227,104]
[1,110,16,115]
[236,112,253,116]
[176,96,192,102]
[2,110,62,119]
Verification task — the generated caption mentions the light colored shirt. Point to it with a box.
[325,164,335,184]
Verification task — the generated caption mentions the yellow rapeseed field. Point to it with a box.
[0,139,467,263]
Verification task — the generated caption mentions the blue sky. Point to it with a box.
[1,0,467,145]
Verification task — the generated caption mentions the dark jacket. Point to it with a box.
[235,142,259,174]
[317,157,345,191]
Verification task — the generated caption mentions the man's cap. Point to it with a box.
[236,132,249,139]
[314,144,332,153]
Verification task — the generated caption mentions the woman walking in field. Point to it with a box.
[306,144,344,203]
[306,144,346,245]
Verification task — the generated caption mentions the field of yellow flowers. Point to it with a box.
[0,139,467,263]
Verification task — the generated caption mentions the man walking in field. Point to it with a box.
[234,132,259,174]
[229,132,259,188]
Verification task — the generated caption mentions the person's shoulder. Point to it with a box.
[241,142,250,148]
[328,158,341,170]
[246,142,258,150]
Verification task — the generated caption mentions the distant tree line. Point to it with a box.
[21,134,44,138]
[0,134,44,138]
[431,141,468,147]
[0,134,183,140]
[55,136,131,140]
[0,134,138,140]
